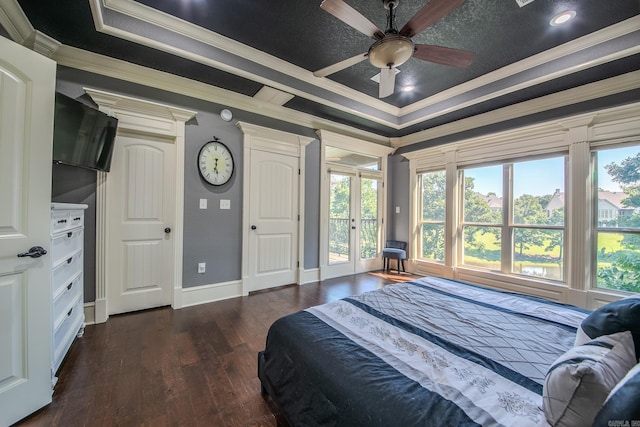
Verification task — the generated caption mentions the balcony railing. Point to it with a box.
[329,217,378,259]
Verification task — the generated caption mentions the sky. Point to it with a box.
[465,145,639,197]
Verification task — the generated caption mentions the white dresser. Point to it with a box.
[50,203,87,383]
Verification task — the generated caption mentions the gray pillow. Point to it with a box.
[592,362,640,427]
[575,297,640,360]
[543,331,636,427]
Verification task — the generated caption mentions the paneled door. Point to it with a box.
[107,134,175,314]
[0,36,56,425]
[248,149,299,292]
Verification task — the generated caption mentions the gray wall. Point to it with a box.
[51,164,97,302]
[386,154,411,245]
[54,66,321,299]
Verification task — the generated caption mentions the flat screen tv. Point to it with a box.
[52,92,118,172]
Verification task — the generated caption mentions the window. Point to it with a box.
[419,171,445,263]
[460,157,566,280]
[461,165,502,270]
[594,145,640,293]
[512,158,565,280]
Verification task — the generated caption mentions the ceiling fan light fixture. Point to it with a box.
[368,34,414,68]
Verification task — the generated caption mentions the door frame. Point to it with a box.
[87,88,196,323]
[237,122,313,296]
[317,130,394,280]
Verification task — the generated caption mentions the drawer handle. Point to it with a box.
[67,307,73,317]
[67,282,73,291]
[67,231,73,238]
[66,257,73,264]
[74,217,81,221]
[57,219,67,224]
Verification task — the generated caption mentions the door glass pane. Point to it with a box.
[329,173,351,264]
[360,178,378,259]
[326,146,380,170]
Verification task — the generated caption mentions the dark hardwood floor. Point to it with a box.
[17,271,420,427]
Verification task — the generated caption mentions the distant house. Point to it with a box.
[476,192,503,213]
[545,189,635,223]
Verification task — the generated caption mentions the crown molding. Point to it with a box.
[95,0,640,132]
[0,0,33,44]
[93,0,400,124]
[399,16,640,121]
[391,70,640,148]
[52,44,390,146]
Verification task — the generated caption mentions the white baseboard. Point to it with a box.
[179,280,243,308]
[300,268,320,284]
[83,302,95,325]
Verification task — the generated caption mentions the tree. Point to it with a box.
[513,194,548,256]
[421,172,446,260]
[598,153,640,292]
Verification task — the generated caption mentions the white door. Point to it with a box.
[325,171,383,279]
[248,150,299,292]
[107,133,175,314]
[0,37,56,425]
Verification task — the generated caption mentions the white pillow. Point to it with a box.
[592,362,640,427]
[543,331,636,427]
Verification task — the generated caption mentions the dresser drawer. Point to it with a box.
[52,250,83,296]
[52,295,84,371]
[51,210,70,234]
[51,228,84,266]
[68,210,84,229]
[53,272,82,323]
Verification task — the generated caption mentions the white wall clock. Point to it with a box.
[198,138,234,186]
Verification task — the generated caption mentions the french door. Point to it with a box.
[325,169,383,279]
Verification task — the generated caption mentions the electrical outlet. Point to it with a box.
[198,262,206,273]
[220,199,230,210]
[199,198,207,209]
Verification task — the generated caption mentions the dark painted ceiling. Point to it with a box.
[14,0,640,139]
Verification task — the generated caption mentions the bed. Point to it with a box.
[258,276,592,427]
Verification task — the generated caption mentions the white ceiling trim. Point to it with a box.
[97,0,400,117]
[399,16,640,118]
[398,44,640,130]
[52,44,391,146]
[391,70,640,148]
[0,0,33,43]
[97,0,640,131]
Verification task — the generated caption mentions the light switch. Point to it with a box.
[220,199,231,210]
[198,262,206,273]
[199,198,207,209]
[396,206,400,214]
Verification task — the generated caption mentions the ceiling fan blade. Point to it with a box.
[313,52,368,77]
[413,44,474,67]
[379,67,396,98]
[320,0,385,39]
[400,0,465,38]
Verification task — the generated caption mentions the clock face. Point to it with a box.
[198,140,234,186]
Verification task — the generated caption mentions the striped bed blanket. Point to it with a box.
[259,276,590,427]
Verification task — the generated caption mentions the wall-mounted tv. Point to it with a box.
[52,92,118,172]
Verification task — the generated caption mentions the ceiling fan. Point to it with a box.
[314,0,475,98]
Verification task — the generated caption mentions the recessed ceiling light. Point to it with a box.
[401,85,415,92]
[550,10,576,26]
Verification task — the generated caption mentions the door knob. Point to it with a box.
[17,246,48,258]
[251,225,257,230]
[164,227,172,234]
